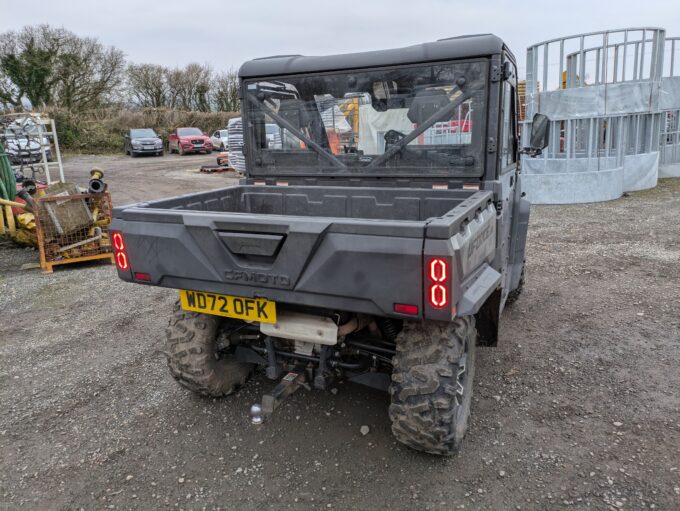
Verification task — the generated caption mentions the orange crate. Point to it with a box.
[34,192,114,273]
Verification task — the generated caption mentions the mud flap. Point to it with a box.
[457,264,501,317]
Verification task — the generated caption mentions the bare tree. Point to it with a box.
[164,63,212,111]
[127,63,168,108]
[213,69,240,112]
[54,35,125,110]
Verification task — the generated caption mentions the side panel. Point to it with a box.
[507,174,531,292]
[422,202,497,321]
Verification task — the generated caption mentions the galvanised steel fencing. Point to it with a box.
[521,28,680,203]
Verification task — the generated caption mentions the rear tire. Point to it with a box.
[165,302,254,397]
[389,317,477,456]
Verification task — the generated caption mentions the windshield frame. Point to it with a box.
[241,58,489,179]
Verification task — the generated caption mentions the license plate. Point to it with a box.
[179,290,276,323]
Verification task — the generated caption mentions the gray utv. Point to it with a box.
[111,34,548,455]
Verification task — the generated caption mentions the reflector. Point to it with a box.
[394,303,418,315]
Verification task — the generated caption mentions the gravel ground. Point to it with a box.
[1,154,679,510]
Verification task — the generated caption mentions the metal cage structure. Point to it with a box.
[0,113,65,185]
[522,28,680,204]
[34,191,114,273]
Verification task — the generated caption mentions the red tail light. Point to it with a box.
[429,258,447,282]
[116,251,129,270]
[427,258,449,308]
[111,231,131,272]
[112,232,125,251]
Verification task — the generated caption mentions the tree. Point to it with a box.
[52,34,125,110]
[0,44,55,108]
[0,25,125,111]
[127,63,168,108]
[164,63,212,111]
[0,25,63,108]
[213,69,240,112]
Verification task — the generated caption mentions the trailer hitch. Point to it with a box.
[250,369,310,425]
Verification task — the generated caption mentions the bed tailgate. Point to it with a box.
[110,207,427,318]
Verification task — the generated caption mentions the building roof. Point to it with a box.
[239,34,507,78]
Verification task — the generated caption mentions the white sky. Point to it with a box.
[1,0,678,77]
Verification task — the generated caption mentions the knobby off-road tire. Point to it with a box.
[165,302,254,397]
[389,317,477,455]
[506,262,525,305]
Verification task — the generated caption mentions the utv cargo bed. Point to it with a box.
[112,185,496,319]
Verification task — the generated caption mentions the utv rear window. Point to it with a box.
[243,59,488,177]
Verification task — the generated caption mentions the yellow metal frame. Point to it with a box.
[38,252,114,274]
[0,204,16,236]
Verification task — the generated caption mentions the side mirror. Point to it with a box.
[529,113,550,151]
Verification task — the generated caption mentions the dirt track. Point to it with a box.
[1,153,679,510]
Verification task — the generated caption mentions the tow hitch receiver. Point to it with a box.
[250,370,310,424]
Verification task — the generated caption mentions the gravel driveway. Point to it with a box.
[1,154,679,510]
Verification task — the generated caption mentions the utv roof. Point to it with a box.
[239,34,508,78]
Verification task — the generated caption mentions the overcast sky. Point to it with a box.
[1,0,678,76]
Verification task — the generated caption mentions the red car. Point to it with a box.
[168,127,213,155]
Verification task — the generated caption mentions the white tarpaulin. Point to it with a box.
[358,105,414,154]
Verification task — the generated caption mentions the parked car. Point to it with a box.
[124,128,163,157]
[210,129,229,150]
[1,117,52,164]
[168,127,213,155]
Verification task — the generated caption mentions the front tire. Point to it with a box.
[165,303,254,397]
[389,317,477,456]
